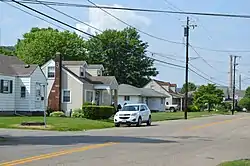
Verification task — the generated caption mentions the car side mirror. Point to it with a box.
[140,108,145,111]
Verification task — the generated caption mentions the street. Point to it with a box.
[0,113,250,166]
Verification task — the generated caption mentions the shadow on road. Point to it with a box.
[0,135,178,146]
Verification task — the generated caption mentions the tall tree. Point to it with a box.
[244,86,250,98]
[15,27,87,65]
[193,84,224,111]
[180,82,197,94]
[85,27,158,87]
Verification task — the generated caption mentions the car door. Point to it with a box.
[140,105,147,121]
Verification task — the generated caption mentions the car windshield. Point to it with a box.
[121,105,140,111]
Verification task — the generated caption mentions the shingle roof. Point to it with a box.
[0,54,37,76]
[87,64,104,70]
[91,76,116,84]
[62,61,87,65]
[118,84,168,98]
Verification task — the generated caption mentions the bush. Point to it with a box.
[83,102,95,106]
[239,97,250,111]
[46,108,54,116]
[50,111,66,117]
[82,105,114,120]
[72,112,85,118]
[187,105,200,112]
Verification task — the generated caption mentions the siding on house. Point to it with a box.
[118,95,142,106]
[15,77,31,111]
[30,67,47,112]
[61,69,83,112]
[147,97,165,112]
[144,80,172,105]
[0,75,15,111]
[87,68,101,76]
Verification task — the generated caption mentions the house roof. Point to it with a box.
[153,79,175,93]
[91,76,116,84]
[62,61,87,66]
[118,84,168,98]
[0,54,38,77]
[87,64,104,70]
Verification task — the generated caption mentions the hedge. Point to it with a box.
[50,111,66,117]
[82,105,114,120]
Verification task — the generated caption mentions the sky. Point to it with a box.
[0,0,250,89]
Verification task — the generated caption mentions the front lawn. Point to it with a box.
[151,111,230,122]
[218,159,250,166]
[0,116,114,131]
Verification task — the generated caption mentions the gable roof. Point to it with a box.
[87,64,104,70]
[0,54,38,77]
[62,61,87,66]
[153,79,175,93]
[118,84,168,98]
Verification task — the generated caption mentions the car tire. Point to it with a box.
[115,123,120,127]
[170,107,175,112]
[136,117,142,127]
[147,116,151,126]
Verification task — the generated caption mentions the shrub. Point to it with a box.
[72,112,85,118]
[83,102,95,106]
[46,108,54,116]
[187,104,200,112]
[50,111,66,117]
[82,105,114,120]
[239,97,250,111]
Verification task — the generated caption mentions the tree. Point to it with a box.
[180,82,197,94]
[239,97,250,111]
[244,86,250,98]
[15,27,87,65]
[0,47,15,56]
[193,84,224,111]
[85,27,158,87]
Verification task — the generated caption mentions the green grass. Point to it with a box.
[151,111,230,122]
[218,159,250,166]
[0,116,114,131]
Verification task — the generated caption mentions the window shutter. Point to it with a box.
[9,80,13,93]
[0,80,3,93]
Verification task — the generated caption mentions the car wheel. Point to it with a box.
[136,117,142,127]
[170,107,175,112]
[127,124,131,127]
[115,123,120,127]
[147,116,151,126]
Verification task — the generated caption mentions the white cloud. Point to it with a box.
[76,4,151,36]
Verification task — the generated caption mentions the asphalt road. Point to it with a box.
[0,113,250,166]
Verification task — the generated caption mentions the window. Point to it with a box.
[80,67,85,77]
[85,90,94,102]
[0,80,13,94]
[21,86,26,98]
[124,96,130,101]
[97,70,102,76]
[36,84,41,97]
[62,90,71,103]
[47,66,55,78]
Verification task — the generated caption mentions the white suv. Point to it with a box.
[114,103,152,127]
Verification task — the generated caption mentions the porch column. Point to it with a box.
[180,98,183,111]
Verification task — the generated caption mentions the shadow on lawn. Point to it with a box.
[0,135,178,146]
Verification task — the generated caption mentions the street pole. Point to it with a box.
[232,56,236,115]
[184,17,189,120]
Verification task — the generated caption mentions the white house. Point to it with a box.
[118,84,168,112]
[41,54,118,112]
[0,54,47,115]
[144,79,184,110]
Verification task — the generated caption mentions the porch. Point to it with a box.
[93,84,118,107]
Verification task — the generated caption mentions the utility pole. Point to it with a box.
[229,55,233,98]
[239,74,241,91]
[232,55,240,115]
[184,17,196,119]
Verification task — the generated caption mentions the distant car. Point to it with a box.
[165,103,179,112]
[114,103,151,127]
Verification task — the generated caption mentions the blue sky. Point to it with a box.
[1,0,250,89]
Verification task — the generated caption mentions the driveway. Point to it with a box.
[0,113,250,166]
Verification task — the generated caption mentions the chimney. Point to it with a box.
[48,52,62,111]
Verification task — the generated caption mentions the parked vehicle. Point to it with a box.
[165,102,179,112]
[114,103,151,127]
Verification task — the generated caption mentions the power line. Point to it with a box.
[3,1,68,31]
[2,0,250,52]
[87,0,183,45]
[3,0,250,19]
[7,0,227,87]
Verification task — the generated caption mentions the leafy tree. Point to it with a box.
[15,27,87,65]
[239,97,250,111]
[244,86,250,98]
[193,84,224,111]
[180,82,197,94]
[0,47,15,56]
[85,27,158,87]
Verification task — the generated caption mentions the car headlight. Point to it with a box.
[115,113,118,117]
[131,113,138,116]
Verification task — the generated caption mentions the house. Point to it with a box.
[0,54,47,115]
[144,79,184,110]
[41,53,118,112]
[216,85,245,101]
[118,84,168,112]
